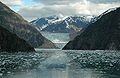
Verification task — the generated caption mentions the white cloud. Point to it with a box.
[88,0,120,4]
[73,1,120,15]
[18,0,120,21]
[1,0,119,21]
[18,4,77,21]
[33,0,120,4]
[33,0,80,5]
[0,0,23,6]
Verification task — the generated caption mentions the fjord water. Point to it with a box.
[0,50,120,78]
[41,32,70,48]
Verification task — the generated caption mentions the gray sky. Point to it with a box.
[0,0,120,21]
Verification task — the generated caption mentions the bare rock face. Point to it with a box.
[63,7,120,50]
[0,25,35,52]
[0,1,56,49]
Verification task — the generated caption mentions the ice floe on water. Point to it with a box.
[0,50,120,77]
[65,50,120,73]
[0,52,50,76]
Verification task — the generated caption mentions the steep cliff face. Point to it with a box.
[0,1,56,49]
[63,7,120,50]
[0,25,35,52]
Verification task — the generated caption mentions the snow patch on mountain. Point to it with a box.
[31,15,94,33]
[50,16,69,24]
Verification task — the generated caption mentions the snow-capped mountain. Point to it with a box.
[31,15,93,33]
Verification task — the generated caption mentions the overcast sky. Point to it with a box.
[0,0,120,21]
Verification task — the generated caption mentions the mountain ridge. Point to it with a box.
[0,1,57,49]
[63,7,120,50]
[31,15,93,33]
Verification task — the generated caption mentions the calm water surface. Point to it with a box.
[0,50,120,78]
[41,32,70,48]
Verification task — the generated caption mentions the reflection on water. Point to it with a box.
[2,67,119,78]
[41,32,70,48]
[0,50,120,78]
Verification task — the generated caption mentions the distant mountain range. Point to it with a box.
[0,1,57,51]
[63,7,120,50]
[31,15,93,33]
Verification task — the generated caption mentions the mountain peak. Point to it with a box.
[31,15,91,33]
